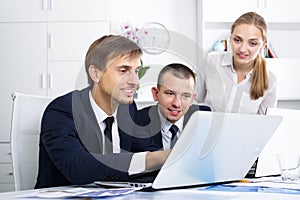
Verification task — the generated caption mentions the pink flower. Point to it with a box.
[121,22,149,44]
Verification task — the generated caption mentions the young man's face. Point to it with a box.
[152,72,196,124]
[98,55,141,106]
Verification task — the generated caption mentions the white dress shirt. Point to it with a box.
[89,92,147,175]
[196,52,278,114]
[157,108,183,150]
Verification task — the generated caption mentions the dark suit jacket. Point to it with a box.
[35,87,139,189]
[131,104,211,152]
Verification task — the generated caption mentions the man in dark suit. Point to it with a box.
[35,35,170,189]
[132,63,211,152]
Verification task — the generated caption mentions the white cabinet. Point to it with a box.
[47,21,109,96]
[47,21,109,61]
[202,0,259,22]
[0,1,109,141]
[0,23,48,142]
[0,143,14,192]
[47,61,87,96]
[202,0,300,23]
[0,0,109,22]
[199,0,300,56]
[0,0,110,192]
[47,0,110,21]
[261,0,300,22]
[0,0,47,22]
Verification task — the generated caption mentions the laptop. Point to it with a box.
[95,111,282,190]
[256,108,300,177]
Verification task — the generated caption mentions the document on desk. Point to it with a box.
[18,187,140,198]
[199,177,300,195]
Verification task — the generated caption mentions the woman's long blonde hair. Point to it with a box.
[231,12,268,100]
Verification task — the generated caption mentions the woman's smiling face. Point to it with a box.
[230,24,266,67]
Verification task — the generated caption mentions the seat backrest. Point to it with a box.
[136,82,156,101]
[10,92,54,191]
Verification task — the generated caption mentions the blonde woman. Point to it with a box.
[197,12,277,114]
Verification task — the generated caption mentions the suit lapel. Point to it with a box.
[117,104,135,152]
[148,105,163,148]
[73,87,104,154]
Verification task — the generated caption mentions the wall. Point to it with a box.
[109,0,198,85]
[107,1,300,109]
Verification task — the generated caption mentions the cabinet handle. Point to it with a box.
[47,0,53,10]
[264,0,267,8]
[49,0,53,10]
[42,0,53,10]
[41,73,46,89]
[48,34,52,49]
[42,0,47,10]
[48,73,53,89]
[8,172,13,176]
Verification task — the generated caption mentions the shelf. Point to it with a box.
[266,58,300,100]
[204,21,300,30]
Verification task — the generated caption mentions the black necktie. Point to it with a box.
[169,124,179,148]
[104,116,114,154]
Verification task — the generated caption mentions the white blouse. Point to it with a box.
[196,52,278,115]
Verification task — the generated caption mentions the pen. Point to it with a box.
[238,179,255,183]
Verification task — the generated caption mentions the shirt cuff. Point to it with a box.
[128,152,147,175]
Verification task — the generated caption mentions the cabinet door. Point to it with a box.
[0,183,14,192]
[202,0,260,22]
[0,0,47,22]
[0,144,12,163]
[0,164,13,183]
[0,23,47,142]
[47,21,110,61]
[47,0,109,21]
[262,0,300,22]
[46,21,108,96]
[47,61,88,97]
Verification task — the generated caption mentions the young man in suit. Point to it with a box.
[35,35,170,189]
[132,63,211,152]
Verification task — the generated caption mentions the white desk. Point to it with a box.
[0,179,300,200]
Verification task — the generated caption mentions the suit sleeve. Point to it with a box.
[40,95,133,185]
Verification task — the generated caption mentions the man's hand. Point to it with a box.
[145,149,171,171]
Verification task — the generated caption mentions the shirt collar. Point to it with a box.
[157,107,184,134]
[89,91,116,124]
[221,52,233,67]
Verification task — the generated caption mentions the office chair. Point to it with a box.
[136,82,156,101]
[134,82,156,109]
[10,92,53,190]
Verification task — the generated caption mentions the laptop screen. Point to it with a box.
[152,111,282,189]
